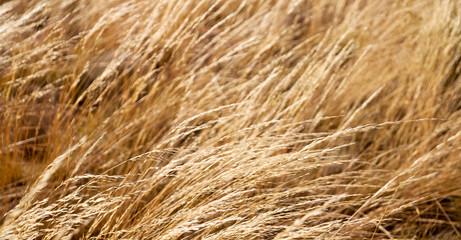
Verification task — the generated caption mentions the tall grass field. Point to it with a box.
[1,0,460,239]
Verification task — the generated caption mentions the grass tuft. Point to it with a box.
[1,0,461,239]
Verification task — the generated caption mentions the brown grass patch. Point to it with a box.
[1,0,460,239]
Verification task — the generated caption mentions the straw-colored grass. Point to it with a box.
[1,0,460,239]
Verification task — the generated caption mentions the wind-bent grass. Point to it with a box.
[1,0,460,239]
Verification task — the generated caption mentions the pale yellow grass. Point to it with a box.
[0,0,460,239]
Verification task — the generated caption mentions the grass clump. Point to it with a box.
[1,0,461,239]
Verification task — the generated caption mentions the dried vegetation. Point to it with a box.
[1,0,461,239]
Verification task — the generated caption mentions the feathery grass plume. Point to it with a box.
[1,0,461,239]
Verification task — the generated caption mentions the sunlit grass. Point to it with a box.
[1,0,460,239]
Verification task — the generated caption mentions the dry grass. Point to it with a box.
[0,0,460,239]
